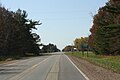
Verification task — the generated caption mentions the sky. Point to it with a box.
[1,0,108,50]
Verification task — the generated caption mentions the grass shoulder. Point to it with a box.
[65,52,120,74]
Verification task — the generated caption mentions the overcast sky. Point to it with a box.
[1,0,108,49]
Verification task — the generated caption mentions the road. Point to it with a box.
[0,52,88,80]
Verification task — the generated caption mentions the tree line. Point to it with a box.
[41,43,60,53]
[89,0,120,55]
[63,0,120,55]
[0,6,41,57]
[62,37,89,52]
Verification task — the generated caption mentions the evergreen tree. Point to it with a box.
[89,0,120,55]
[0,7,41,56]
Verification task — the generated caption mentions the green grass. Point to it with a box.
[65,52,120,73]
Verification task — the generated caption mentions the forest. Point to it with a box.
[0,7,41,57]
[63,0,120,55]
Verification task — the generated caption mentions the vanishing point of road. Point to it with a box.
[0,52,89,80]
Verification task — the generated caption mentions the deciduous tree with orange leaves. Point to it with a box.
[89,0,120,55]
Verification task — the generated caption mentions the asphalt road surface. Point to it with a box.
[0,52,88,80]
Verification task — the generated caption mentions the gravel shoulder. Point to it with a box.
[68,55,120,80]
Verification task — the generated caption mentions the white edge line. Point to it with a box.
[65,55,90,80]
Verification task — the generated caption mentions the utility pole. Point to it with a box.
[71,43,73,54]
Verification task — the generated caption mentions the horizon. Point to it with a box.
[1,0,108,49]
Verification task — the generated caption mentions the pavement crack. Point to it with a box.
[46,56,60,80]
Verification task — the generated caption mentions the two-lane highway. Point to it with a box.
[0,52,89,80]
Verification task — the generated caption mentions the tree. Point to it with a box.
[41,43,60,53]
[74,37,88,52]
[62,45,75,52]
[89,0,120,55]
[0,7,41,56]
[0,7,16,56]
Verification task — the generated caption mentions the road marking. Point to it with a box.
[8,56,53,80]
[30,64,38,69]
[65,55,90,80]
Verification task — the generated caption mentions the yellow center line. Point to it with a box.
[30,64,38,69]
[8,56,53,80]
